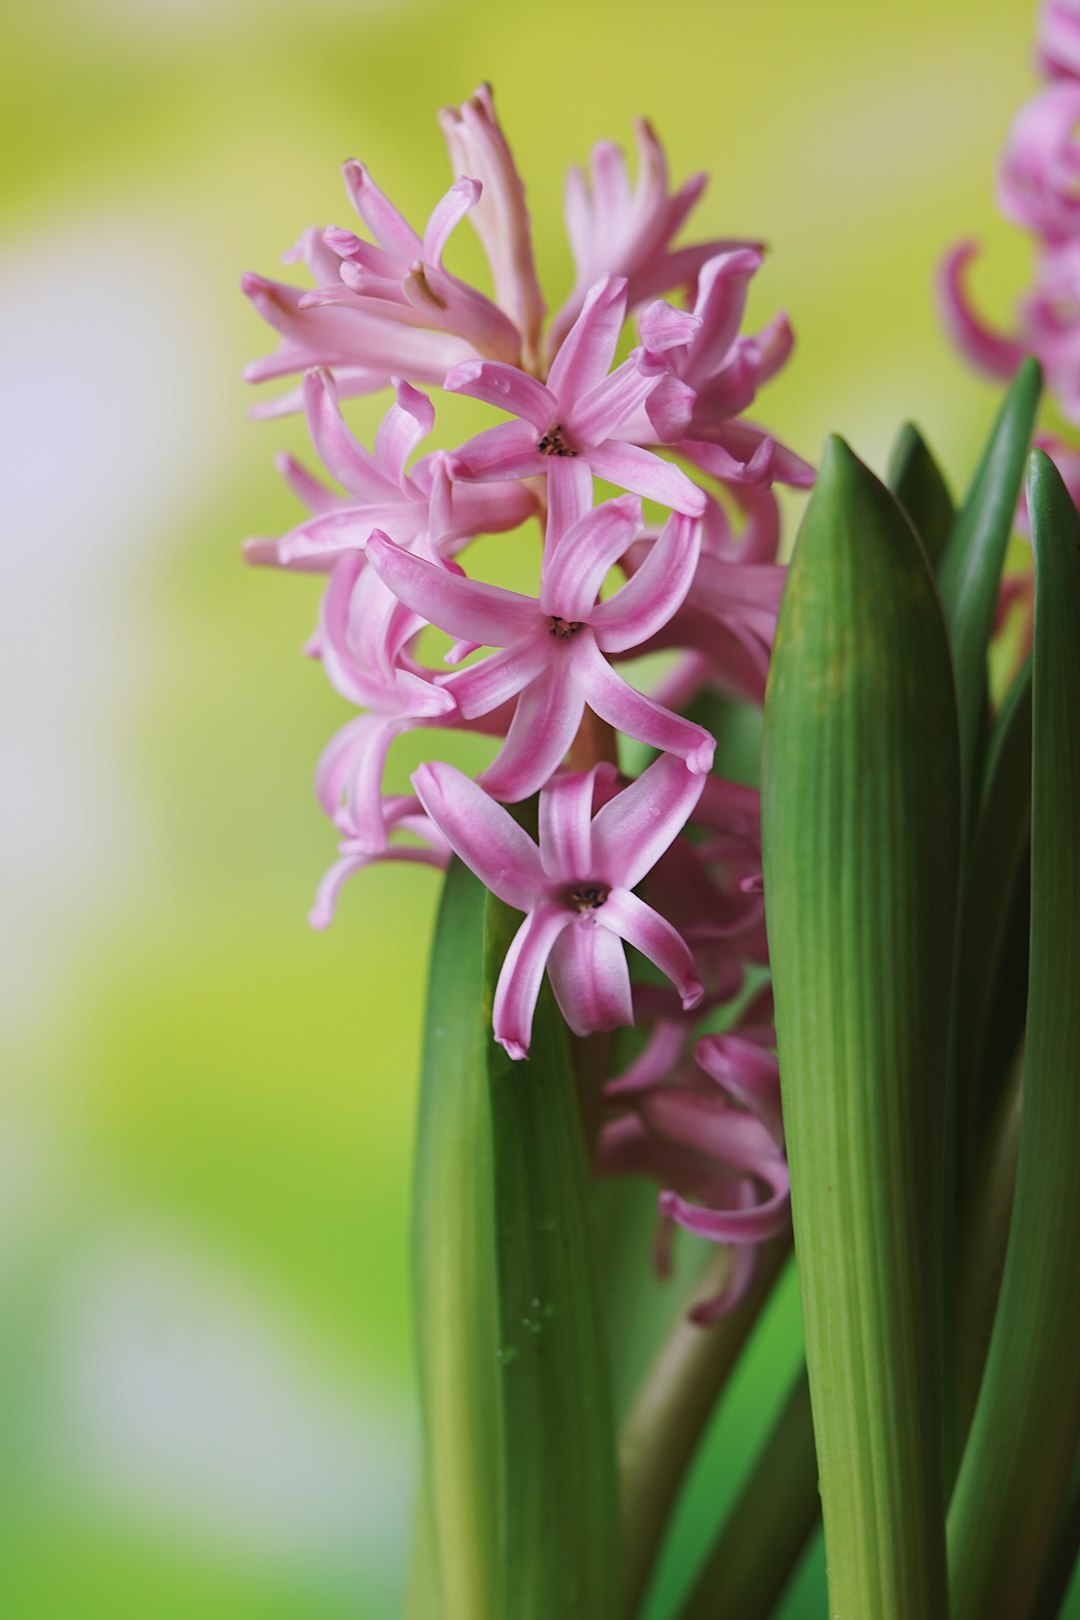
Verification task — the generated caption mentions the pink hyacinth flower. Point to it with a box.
[244,368,535,573]
[446,273,707,532]
[998,81,1080,243]
[597,1030,790,1321]
[241,225,475,420]
[309,167,523,364]
[548,118,760,357]
[1041,0,1080,79]
[367,494,715,799]
[438,84,546,372]
[412,755,706,1059]
[308,549,457,852]
[638,251,794,444]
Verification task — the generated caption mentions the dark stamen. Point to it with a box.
[549,616,582,639]
[537,423,578,457]
[569,883,609,913]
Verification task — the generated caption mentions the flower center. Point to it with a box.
[537,423,578,457]
[548,615,582,639]
[569,883,609,913]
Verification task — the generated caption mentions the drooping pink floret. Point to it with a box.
[597,1029,790,1322]
[413,756,706,1058]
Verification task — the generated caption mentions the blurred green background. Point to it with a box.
[3,0,1068,1615]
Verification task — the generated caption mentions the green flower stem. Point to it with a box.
[677,1363,818,1620]
[618,1236,790,1618]
[948,452,1080,1620]
[762,438,960,1620]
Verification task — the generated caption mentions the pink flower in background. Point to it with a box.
[598,1029,790,1322]
[413,756,706,1058]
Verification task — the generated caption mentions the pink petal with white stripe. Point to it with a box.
[546,273,629,404]
[540,495,643,620]
[445,359,557,429]
[590,751,706,892]
[538,767,602,879]
[450,420,546,481]
[479,662,586,800]
[412,761,544,908]
[586,439,706,516]
[366,530,538,646]
[600,887,703,1009]
[592,512,700,652]
[572,636,715,772]
[438,637,551,718]
[546,924,634,1036]
[342,160,421,257]
[493,904,572,1059]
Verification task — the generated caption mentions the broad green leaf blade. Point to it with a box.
[762,436,961,1620]
[948,450,1080,1620]
[412,860,620,1620]
[887,421,956,569]
[678,1364,819,1620]
[952,656,1032,1191]
[937,357,1041,805]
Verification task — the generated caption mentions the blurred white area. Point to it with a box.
[0,212,221,1035]
[47,1224,410,1577]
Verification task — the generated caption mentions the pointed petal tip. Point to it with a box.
[680,979,705,1011]
[497,1034,529,1061]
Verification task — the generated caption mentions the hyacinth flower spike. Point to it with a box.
[244,368,535,572]
[446,272,706,532]
[367,495,715,799]
[412,755,706,1058]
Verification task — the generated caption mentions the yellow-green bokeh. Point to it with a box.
[3,1,1069,1615]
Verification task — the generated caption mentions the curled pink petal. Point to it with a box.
[478,662,587,801]
[586,440,706,516]
[592,512,701,652]
[572,636,715,772]
[493,903,572,1059]
[600,887,703,1010]
[445,359,558,429]
[937,241,1025,380]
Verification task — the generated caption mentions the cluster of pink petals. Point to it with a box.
[244,89,810,1303]
[940,3,1080,428]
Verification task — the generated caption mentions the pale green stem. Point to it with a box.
[618,1236,790,1618]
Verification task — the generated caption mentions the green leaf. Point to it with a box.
[887,421,956,569]
[412,859,620,1620]
[948,450,1080,1620]
[936,357,1041,808]
[952,656,1032,1190]
[762,436,961,1620]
